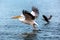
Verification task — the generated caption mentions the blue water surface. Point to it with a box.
[0,0,60,40]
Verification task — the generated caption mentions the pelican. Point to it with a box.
[12,7,39,30]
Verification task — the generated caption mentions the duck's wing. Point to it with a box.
[48,15,52,20]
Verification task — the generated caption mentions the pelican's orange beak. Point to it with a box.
[12,16,22,19]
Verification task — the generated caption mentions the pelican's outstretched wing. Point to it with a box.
[31,6,39,19]
[22,10,35,20]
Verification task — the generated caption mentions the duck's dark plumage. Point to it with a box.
[42,15,49,22]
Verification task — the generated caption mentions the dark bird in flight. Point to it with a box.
[42,15,52,24]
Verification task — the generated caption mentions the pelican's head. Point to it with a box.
[12,16,23,19]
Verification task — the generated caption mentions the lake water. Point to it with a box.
[0,0,60,40]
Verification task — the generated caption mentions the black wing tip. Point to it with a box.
[48,15,52,20]
[22,10,27,13]
[22,10,30,14]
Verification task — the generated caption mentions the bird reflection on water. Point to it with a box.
[22,30,40,40]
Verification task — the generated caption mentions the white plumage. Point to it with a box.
[31,11,36,16]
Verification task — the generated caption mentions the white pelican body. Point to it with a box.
[19,14,37,26]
